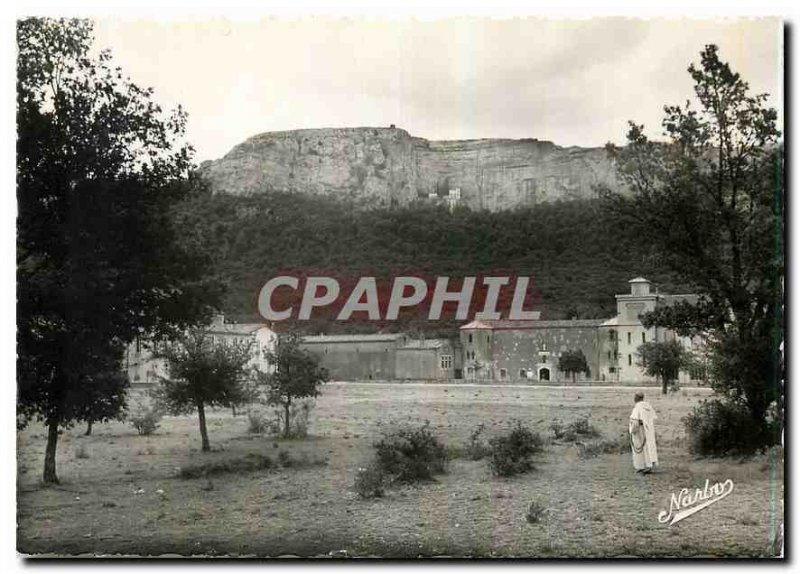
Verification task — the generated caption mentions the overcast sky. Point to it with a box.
[92,17,783,163]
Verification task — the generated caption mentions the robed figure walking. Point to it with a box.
[629,392,658,473]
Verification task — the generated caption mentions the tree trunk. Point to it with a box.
[662,376,668,395]
[197,401,211,452]
[85,420,93,436]
[231,404,237,417]
[283,399,291,438]
[43,419,60,484]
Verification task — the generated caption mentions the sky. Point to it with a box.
[90,18,783,163]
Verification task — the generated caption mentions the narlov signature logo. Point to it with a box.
[658,479,735,526]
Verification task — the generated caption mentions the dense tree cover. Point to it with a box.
[601,45,783,447]
[17,18,221,482]
[177,188,688,337]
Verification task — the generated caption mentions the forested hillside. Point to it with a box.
[175,189,690,336]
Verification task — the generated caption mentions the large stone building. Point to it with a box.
[459,277,706,384]
[460,318,604,382]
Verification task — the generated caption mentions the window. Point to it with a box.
[609,367,616,374]
[627,332,631,344]
[609,330,616,341]
[500,368,507,379]
[519,369,527,379]
[487,335,490,343]
[642,332,646,344]
[607,351,611,360]
[440,355,453,369]
[468,334,473,344]
[467,367,474,375]
[628,354,632,366]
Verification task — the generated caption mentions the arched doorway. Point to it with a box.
[539,368,550,381]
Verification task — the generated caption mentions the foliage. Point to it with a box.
[558,349,590,382]
[600,44,783,444]
[128,399,163,436]
[578,434,631,458]
[175,186,691,335]
[178,453,273,479]
[488,421,544,477]
[262,334,328,438]
[684,399,780,457]
[465,423,491,460]
[246,408,270,434]
[155,330,255,451]
[16,17,221,483]
[567,416,600,438]
[638,340,690,395]
[354,463,386,499]
[373,421,448,484]
[525,499,547,524]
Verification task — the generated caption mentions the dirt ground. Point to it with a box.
[17,383,784,558]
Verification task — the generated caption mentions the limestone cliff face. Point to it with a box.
[199,127,620,210]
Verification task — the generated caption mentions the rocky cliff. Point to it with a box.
[199,127,621,210]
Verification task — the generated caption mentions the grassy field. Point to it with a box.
[17,383,783,558]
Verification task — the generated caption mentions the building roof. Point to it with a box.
[399,339,445,350]
[460,319,605,330]
[207,323,270,335]
[301,333,405,344]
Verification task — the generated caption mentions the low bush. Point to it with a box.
[488,421,544,477]
[567,416,600,438]
[684,399,778,456]
[465,423,491,460]
[246,409,271,434]
[525,499,547,524]
[578,433,630,458]
[354,462,385,499]
[373,421,447,484]
[178,453,273,479]
[129,401,163,436]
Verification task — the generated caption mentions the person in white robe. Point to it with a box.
[629,392,658,473]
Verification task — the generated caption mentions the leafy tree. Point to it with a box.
[17,18,221,483]
[601,45,782,438]
[262,334,328,438]
[638,340,689,394]
[154,331,255,451]
[558,349,590,383]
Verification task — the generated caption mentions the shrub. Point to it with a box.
[567,416,600,438]
[549,419,565,439]
[129,401,162,436]
[373,421,447,484]
[488,421,544,477]
[178,453,273,479]
[525,499,547,524]
[578,433,630,458]
[354,462,385,499]
[465,423,491,460]
[246,409,270,434]
[684,399,777,456]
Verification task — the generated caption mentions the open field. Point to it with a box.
[17,383,783,557]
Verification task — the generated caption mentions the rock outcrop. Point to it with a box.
[199,127,621,210]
